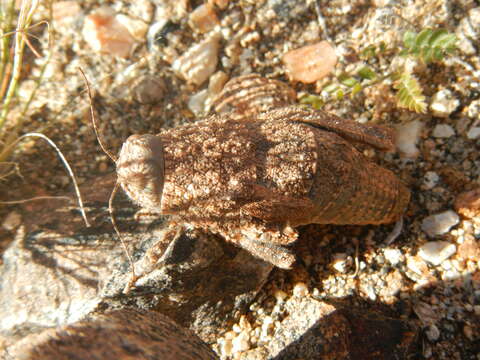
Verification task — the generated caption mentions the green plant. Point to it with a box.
[301,28,458,113]
[392,72,427,113]
[401,28,457,64]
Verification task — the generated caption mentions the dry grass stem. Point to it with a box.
[1,132,90,227]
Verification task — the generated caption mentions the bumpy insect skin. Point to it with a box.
[251,106,411,226]
[155,109,409,227]
[157,115,318,220]
[114,74,410,270]
[306,128,410,225]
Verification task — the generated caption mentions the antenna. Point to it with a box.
[78,68,118,163]
[79,68,137,292]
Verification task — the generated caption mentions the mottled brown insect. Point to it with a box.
[111,74,410,269]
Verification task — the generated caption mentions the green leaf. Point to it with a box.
[403,30,416,49]
[336,89,344,100]
[323,83,339,93]
[393,72,427,113]
[415,28,434,48]
[361,44,377,59]
[299,94,324,110]
[422,47,434,63]
[379,41,387,52]
[402,28,458,63]
[432,47,444,61]
[430,29,456,49]
[357,66,376,80]
[338,73,358,88]
[351,83,363,97]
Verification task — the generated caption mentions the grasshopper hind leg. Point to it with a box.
[237,236,296,269]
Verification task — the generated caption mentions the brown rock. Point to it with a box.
[440,166,471,193]
[0,175,272,345]
[458,237,480,261]
[5,309,218,360]
[455,188,480,219]
[209,0,229,10]
[260,297,417,359]
[189,4,219,33]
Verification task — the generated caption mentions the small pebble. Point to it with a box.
[395,120,423,158]
[432,124,455,138]
[208,71,229,96]
[363,283,377,301]
[421,210,460,237]
[209,0,229,10]
[426,324,440,342]
[292,282,308,297]
[232,331,250,353]
[282,41,337,83]
[406,255,429,276]
[205,71,229,111]
[189,3,219,33]
[82,7,135,58]
[418,241,457,266]
[467,98,480,119]
[116,14,148,40]
[240,31,261,47]
[232,323,241,333]
[457,238,480,261]
[467,127,480,139]
[52,1,82,25]
[455,188,480,219]
[441,268,460,281]
[384,248,403,266]
[2,211,21,231]
[456,7,480,55]
[188,89,209,115]
[331,253,352,273]
[441,259,452,270]
[413,301,439,324]
[133,76,166,104]
[220,338,233,357]
[463,324,474,341]
[274,290,288,303]
[430,89,459,118]
[260,316,274,337]
[423,171,439,190]
[172,32,221,85]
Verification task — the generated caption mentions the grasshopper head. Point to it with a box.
[116,134,164,210]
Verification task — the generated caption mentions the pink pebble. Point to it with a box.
[282,41,337,83]
[83,7,135,58]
